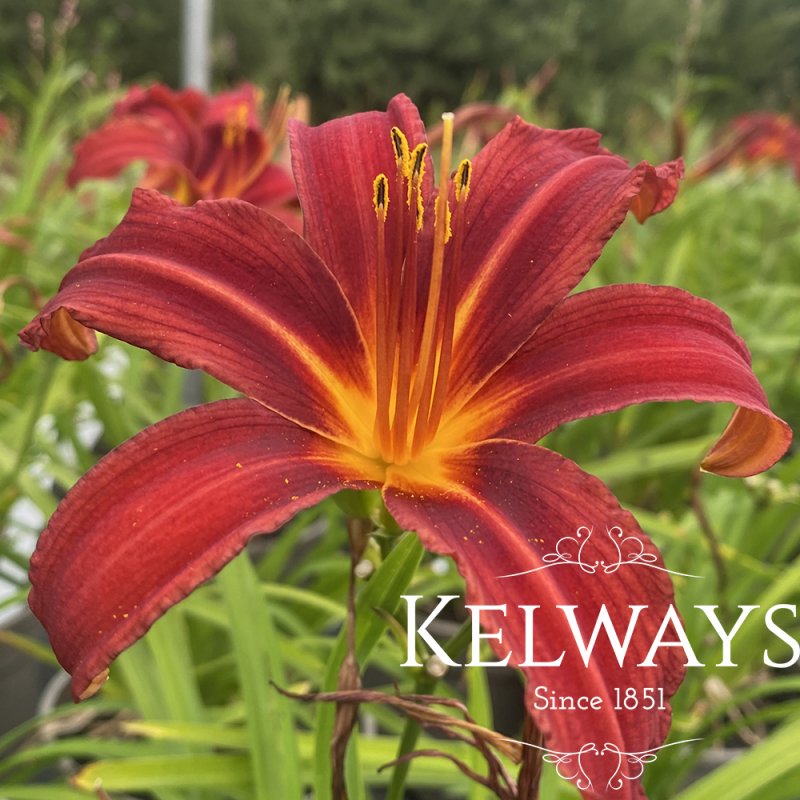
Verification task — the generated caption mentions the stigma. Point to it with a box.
[372,113,472,466]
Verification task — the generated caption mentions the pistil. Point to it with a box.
[407,113,454,437]
[421,159,471,452]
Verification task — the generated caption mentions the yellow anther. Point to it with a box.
[411,143,427,178]
[455,159,472,202]
[408,143,428,226]
[391,127,410,176]
[223,103,250,148]
[373,174,389,221]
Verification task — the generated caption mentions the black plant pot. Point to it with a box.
[0,604,56,737]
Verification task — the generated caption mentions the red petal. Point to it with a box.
[69,85,205,189]
[29,399,370,701]
[19,189,373,446]
[288,94,432,351]
[448,122,681,410]
[199,83,261,130]
[42,307,97,360]
[384,441,684,800]
[239,162,298,211]
[67,116,190,189]
[628,160,684,223]
[454,285,791,477]
[114,84,207,126]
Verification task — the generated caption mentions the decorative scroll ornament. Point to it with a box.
[498,526,701,579]
[508,738,702,792]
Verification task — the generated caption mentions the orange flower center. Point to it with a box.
[371,114,472,466]
[222,103,251,149]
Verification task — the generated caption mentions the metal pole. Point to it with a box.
[181,0,213,91]
[180,0,213,407]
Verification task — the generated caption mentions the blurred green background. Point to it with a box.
[1,0,799,143]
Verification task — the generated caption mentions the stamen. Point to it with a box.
[455,159,472,202]
[372,122,471,464]
[408,112,454,454]
[373,174,389,221]
[264,85,291,148]
[381,143,411,461]
[232,87,293,197]
[372,174,391,454]
[390,172,422,462]
[391,127,410,175]
[408,143,428,229]
[223,103,250,149]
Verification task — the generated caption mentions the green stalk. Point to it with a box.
[385,617,473,800]
[0,357,57,499]
[218,552,303,800]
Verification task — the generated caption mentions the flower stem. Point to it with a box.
[330,517,372,800]
[386,616,474,800]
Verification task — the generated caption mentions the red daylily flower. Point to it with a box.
[22,96,790,799]
[68,83,300,220]
[691,112,800,182]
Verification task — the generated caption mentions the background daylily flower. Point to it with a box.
[21,95,790,799]
[691,112,800,182]
[67,82,300,221]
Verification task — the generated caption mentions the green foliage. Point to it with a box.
[2,0,799,144]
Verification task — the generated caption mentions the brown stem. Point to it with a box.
[330,517,372,800]
[516,712,543,800]
[691,467,728,598]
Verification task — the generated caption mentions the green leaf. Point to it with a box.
[73,753,251,793]
[218,552,303,800]
[0,786,89,800]
[123,720,248,750]
[581,435,717,483]
[673,718,800,800]
[0,629,59,667]
[466,663,494,800]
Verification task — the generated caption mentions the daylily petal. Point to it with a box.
[69,85,204,189]
[447,120,682,410]
[628,160,683,223]
[384,440,684,800]
[29,398,372,701]
[238,162,298,211]
[451,285,791,477]
[701,406,792,477]
[114,84,207,127]
[288,94,433,351]
[43,307,98,360]
[19,189,374,447]
[67,116,191,188]
[199,84,262,130]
